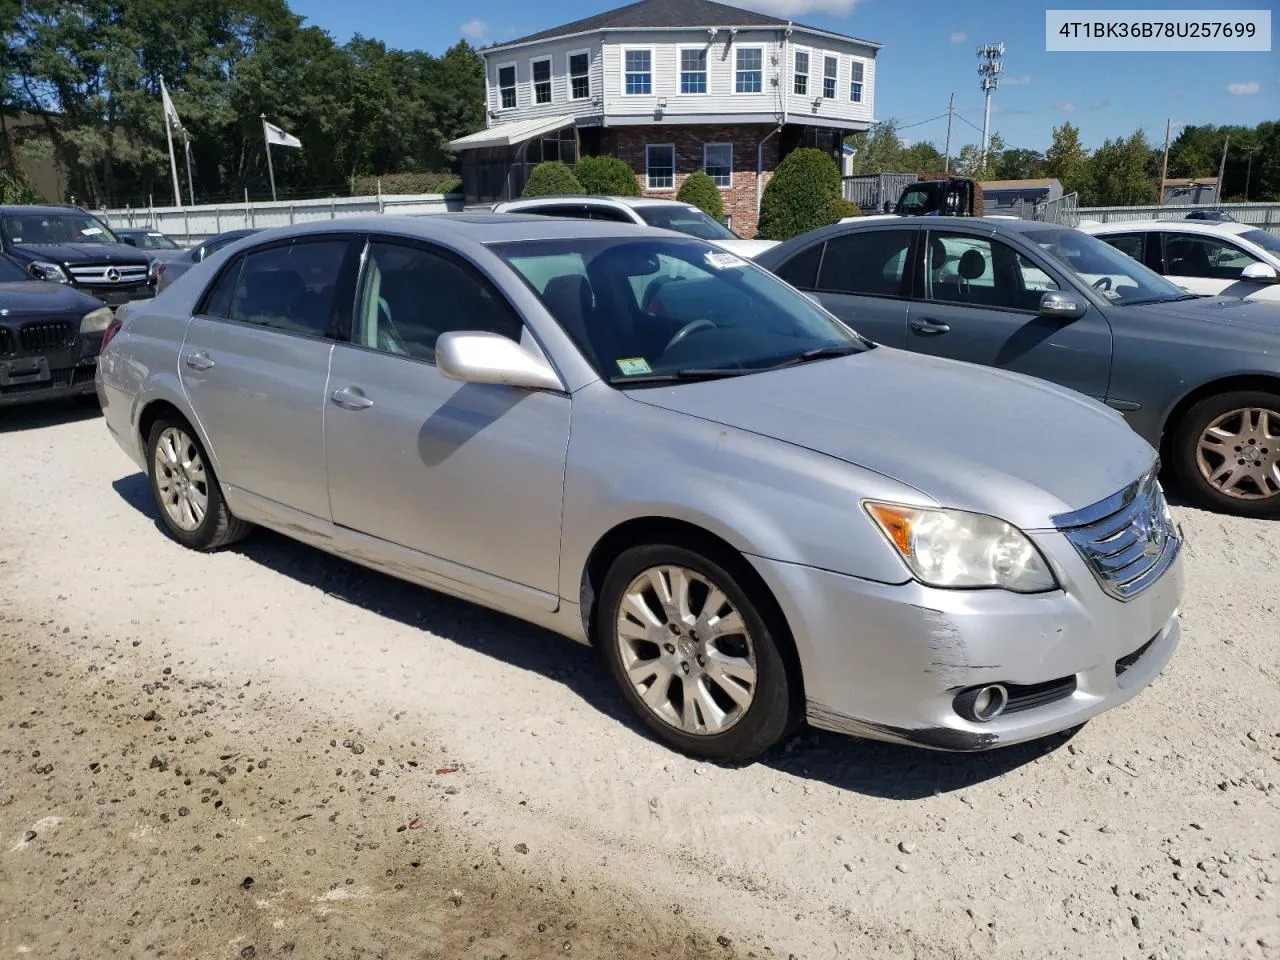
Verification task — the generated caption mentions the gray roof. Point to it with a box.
[489,0,878,50]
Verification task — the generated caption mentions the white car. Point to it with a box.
[491,196,778,259]
[1079,219,1280,302]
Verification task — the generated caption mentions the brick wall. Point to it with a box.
[601,125,780,239]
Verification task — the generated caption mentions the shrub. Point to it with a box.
[756,148,845,241]
[351,171,461,196]
[0,168,39,204]
[827,197,862,221]
[675,171,725,221]
[575,155,639,196]
[522,161,584,197]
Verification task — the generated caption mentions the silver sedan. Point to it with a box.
[96,214,1184,761]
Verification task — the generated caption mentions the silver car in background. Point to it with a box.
[97,215,1183,761]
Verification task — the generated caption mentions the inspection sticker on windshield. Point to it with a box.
[705,251,747,270]
[80,226,104,236]
[616,357,652,376]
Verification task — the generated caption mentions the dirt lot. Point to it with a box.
[1,402,1277,960]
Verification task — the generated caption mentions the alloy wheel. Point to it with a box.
[1195,406,1280,501]
[153,426,209,531]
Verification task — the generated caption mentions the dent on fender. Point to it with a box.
[911,605,1000,687]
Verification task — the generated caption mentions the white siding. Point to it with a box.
[484,38,604,125]
[783,36,876,126]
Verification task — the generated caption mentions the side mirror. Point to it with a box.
[1241,262,1279,283]
[1040,291,1086,321]
[435,331,563,392]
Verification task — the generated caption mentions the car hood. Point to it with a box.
[709,237,779,259]
[625,347,1156,530]
[0,280,103,316]
[1128,294,1280,332]
[7,242,150,265]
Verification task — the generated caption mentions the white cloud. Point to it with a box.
[1002,74,1032,86]
[949,31,967,43]
[733,0,858,15]
[460,19,489,39]
[1054,101,1077,113]
[1227,81,1260,95]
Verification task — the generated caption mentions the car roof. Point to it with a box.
[0,205,95,216]
[1081,219,1252,237]
[235,213,678,245]
[501,195,696,210]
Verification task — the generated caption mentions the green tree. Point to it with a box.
[1044,121,1089,196]
[899,141,946,174]
[757,147,844,241]
[996,148,1045,180]
[675,170,723,220]
[1085,129,1158,205]
[955,133,1005,180]
[522,161,582,197]
[574,155,639,196]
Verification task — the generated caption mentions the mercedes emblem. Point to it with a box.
[105,267,121,282]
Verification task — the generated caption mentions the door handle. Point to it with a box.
[910,318,951,336]
[184,351,215,371]
[330,387,374,410]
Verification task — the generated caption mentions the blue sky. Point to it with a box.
[291,0,1278,152]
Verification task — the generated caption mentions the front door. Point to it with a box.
[905,228,1114,402]
[1160,231,1267,298]
[178,237,356,520]
[323,237,571,601]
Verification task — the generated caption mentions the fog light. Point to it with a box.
[954,684,1008,723]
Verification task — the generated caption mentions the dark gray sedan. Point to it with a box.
[757,217,1280,519]
[154,228,260,293]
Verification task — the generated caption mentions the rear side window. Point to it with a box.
[198,257,243,318]
[817,230,914,297]
[228,240,350,337]
[525,205,589,219]
[773,243,823,289]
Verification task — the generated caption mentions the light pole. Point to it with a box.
[976,43,1004,174]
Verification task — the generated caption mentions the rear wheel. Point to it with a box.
[146,415,252,550]
[598,543,798,762]
[1172,390,1280,519]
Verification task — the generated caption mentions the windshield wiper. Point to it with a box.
[608,367,753,386]
[1123,293,1203,306]
[756,342,865,371]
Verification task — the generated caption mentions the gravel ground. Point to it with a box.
[1,402,1277,960]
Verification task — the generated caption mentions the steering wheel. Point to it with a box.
[1092,276,1112,292]
[664,318,716,352]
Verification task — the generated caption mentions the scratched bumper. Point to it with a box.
[747,530,1184,751]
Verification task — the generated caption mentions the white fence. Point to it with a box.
[94,192,466,245]
[1076,201,1280,233]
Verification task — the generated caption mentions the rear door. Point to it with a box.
[178,236,359,520]
[905,228,1113,401]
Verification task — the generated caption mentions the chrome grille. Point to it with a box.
[20,320,75,352]
[1051,466,1181,602]
[67,263,149,285]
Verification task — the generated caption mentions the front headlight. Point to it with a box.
[29,260,70,283]
[865,501,1057,593]
[81,306,114,333]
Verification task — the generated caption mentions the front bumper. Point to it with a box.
[749,528,1184,751]
[0,334,102,408]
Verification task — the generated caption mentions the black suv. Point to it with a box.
[0,205,154,308]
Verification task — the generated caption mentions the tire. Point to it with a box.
[146,415,252,550]
[597,542,799,762]
[1171,390,1280,519]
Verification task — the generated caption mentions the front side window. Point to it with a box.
[645,144,675,190]
[1097,232,1146,263]
[794,50,809,95]
[0,212,118,246]
[227,240,350,337]
[926,232,1043,311]
[1240,228,1280,257]
[680,49,707,94]
[497,64,517,109]
[353,241,523,361]
[735,47,763,93]
[817,229,914,297]
[569,52,591,100]
[703,143,732,188]
[494,236,865,382]
[624,49,652,95]
[1163,232,1261,280]
[1029,226,1190,305]
[823,56,837,99]
[532,58,552,105]
[849,60,864,102]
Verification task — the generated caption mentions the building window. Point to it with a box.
[794,50,809,95]
[531,57,552,105]
[646,144,675,190]
[568,51,591,100]
[850,60,864,102]
[624,48,652,95]
[735,47,763,93]
[497,64,516,109]
[704,143,732,188]
[823,56,837,99]
[680,48,707,94]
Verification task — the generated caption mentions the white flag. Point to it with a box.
[263,119,302,149]
[159,76,183,131]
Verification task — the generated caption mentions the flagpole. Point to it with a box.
[261,115,277,203]
[183,131,196,207]
[161,76,182,209]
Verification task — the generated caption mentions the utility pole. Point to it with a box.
[1243,145,1259,201]
[1216,135,1230,201]
[943,92,955,173]
[976,43,1004,174]
[1158,118,1171,204]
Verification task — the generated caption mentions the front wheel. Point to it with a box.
[1171,391,1280,519]
[598,543,798,762]
[146,415,252,550]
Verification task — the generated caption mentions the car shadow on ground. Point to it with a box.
[111,470,1071,799]
[0,398,100,434]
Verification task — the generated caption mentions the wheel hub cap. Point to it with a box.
[1196,406,1280,501]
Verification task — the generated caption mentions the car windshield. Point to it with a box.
[0,256,33,282]
[493,236,867,385]
[0,212,119,246]
[1027,226,1189,305]
[134,232,179,250]
[1240,229,1280,257]
[633,206,738,241]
